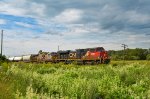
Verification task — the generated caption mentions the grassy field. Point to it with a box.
[0,61,150,99]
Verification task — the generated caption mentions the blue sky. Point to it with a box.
[0,0,150,56]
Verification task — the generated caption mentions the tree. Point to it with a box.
[38,50,43,54]
[109,48,149,60]
[0,55,7,62]
[146,54,150,60]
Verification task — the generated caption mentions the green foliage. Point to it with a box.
[146,54,150,60]
[37,67,56,74]
[0,61,150,99]
[109,48,149,60]
[0,55,8,65]
[0,81,14,99]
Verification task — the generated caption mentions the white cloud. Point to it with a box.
[0,0,46,18]
[125,11,150,24]
[15,22,34,28]
[27,2,46,18]
[52,9,83,23]
[0,0,27,16]
[0,19,6,24]
[57,23,98,36]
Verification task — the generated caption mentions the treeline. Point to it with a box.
[109,48,150,60]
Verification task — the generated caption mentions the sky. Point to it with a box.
[0,0,150,56]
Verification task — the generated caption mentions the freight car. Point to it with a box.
[8,47,110,64]
[13,56,22,62]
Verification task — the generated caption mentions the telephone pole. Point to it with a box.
[58,45,59,51]
[1,30,3,56]
[121,44,128,60]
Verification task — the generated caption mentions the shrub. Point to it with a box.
[146,54,150,60]
[0,55,8,62]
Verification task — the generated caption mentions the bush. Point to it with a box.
[0,55,7,62]
[131,56,140,60]
[146,54,150,60]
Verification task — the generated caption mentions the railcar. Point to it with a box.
[13,56,23,62]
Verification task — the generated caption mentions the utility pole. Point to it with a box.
[121,44,128,60]
[1,30,3,56]
[58,45,59,51]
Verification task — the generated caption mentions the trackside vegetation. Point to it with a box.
[109,48,150,60]
[0,61,150,99]
[0,55,7,64]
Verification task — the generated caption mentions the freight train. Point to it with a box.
[8,47,110,64]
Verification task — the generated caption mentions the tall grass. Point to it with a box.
[0,61,150,99]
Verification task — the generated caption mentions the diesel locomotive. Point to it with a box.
[8,47,110,64]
